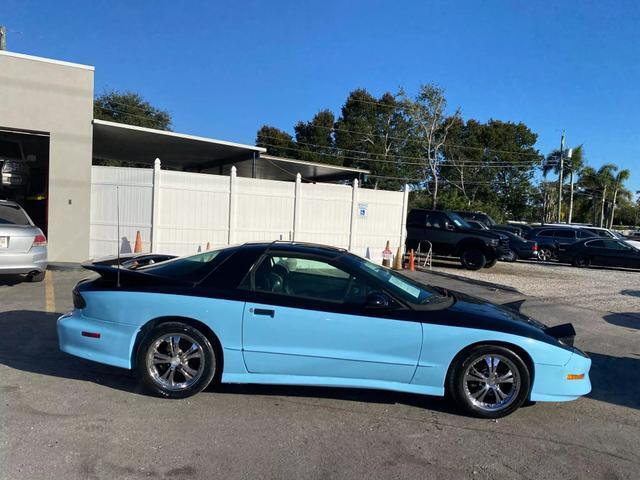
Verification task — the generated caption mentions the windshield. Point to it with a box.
[448,212,473,229]
[0,204,31,225]
[139,248,225,281]
[350,255,439,305]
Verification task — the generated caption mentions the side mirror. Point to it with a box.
[365,292,391,309]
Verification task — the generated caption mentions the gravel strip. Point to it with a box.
[430,260,640,314]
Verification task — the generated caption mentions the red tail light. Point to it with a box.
[532,244,538,251]
[32,234,47,247]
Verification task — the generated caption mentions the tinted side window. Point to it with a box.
[577,229,594,238]
[585,240,605,248]
[537,229,554,238]
[553,230,575,239]
[426,213,446,229]
[407,210,427,227]
[603,240,632,251]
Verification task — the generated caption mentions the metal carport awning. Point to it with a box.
[92,120,369,182]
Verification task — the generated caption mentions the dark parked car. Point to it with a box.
[464,221,537,262]
[525,227,596,261]
[491,229,539,261]
[558,238,640,269]
[406,209,510,270]
[454,211,528,237]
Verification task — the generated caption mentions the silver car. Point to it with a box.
[0,200,47,281]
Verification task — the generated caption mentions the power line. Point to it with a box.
[259,142,555,169]
[258,135,549,166]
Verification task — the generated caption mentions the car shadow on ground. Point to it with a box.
[587,351,640,410]
[620,289,640,298]
[0,309,463,414]
[0,310,141,395]
[0,274,28,287]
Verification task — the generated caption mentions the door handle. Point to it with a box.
[253,308,275,317]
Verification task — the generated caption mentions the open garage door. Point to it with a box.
[0,128,50,236]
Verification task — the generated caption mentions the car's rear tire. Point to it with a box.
[460,248,487,270]
[27,271,45,282]
[137,322,217,399]
[572,255,591,268]
[448,345,531,419]
[538,247,555,262]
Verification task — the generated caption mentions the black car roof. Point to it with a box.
[240,241,347,258]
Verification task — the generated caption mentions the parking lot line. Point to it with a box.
[45,270,56,313]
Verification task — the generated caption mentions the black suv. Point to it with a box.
[405,209,510,270]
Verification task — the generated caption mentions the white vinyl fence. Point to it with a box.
[90,160,409,261]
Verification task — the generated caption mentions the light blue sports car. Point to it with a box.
[58,242,591,418]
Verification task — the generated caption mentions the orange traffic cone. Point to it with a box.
[409,249,415,272]
[134,231,142,253]
[382,240,392,267]
[206,242,211,251]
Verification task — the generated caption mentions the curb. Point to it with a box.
[415,267,522,294]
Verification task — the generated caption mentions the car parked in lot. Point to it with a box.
[464,221,538,262]
[454,211,530,237]
[491,229,539,261]
[525,226,596,261]
[58,242,591,418]
[558,238,640,269]
[0,138,31,194]
[406,209,510,270]
[0,199,47,281]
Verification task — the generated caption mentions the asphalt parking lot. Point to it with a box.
[1,267,639,480]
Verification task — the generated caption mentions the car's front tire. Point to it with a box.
[448,345,531,418]
[572,255,591,268]
[137,322,218,399]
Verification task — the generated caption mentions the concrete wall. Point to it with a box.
[0,50,94,263]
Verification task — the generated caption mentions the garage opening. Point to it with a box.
[0,128,50,236]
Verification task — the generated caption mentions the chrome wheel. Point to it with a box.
[145,333,207,391]
[538,248,553,261]
[463,354,521,412]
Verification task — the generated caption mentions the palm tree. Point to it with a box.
[608,168,631,228]
[543,145,584,223]
[579,164,617,227]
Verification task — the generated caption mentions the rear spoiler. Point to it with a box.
[81,261,191,287]
[544,323,576,347]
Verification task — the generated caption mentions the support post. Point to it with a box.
[292,173,301,241]
[348,178,359,251]
[150,158,161,252]
[228,166,237,244]
[399,184,409,252]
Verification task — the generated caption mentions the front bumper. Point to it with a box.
[530,351,592,402]
[0,246,47,274]
[57,310,139,369]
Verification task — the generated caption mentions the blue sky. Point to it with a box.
[4,0,639,190]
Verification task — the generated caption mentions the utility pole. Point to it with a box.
[557,131,565,223]
[0,26,6,51]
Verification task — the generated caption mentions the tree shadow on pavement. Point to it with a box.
[620,289,640,298]
[587,350,640,410]
[603,311,640,330]
[0,310,141,395]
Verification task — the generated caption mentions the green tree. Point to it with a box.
[94,91,172,130]
[579,164,616,227]
[543,145,584,223]
[256,125,296,158]
[294,110,338,164]
[608,168,631,228]
[401,85,460,208]
[334,89,413,189]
